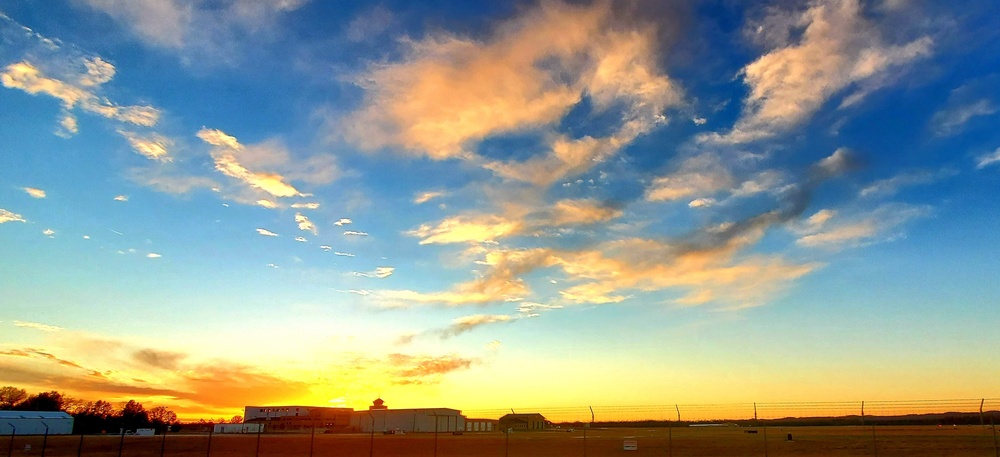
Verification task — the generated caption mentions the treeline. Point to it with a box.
[559,410,1000,428]
[1,386,181,434]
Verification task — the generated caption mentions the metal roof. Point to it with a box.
[0,411,73,419]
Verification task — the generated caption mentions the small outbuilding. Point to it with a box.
[0,411,74,435]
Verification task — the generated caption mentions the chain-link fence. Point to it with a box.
[3,398,999,457]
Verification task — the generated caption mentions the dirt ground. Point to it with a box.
[6,425,998,457]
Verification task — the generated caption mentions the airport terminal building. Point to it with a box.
[245,398,467,433]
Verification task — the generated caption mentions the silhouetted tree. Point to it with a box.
[230,415,243,424]
[0,386,27,409]
[148,406,178,433]
[120,400,150,430]
[14,391,64,411]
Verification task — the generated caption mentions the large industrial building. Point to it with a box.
[244,405,354,432]
[245,398,469,433]
[353,398,465,433]
[0,411,74,435]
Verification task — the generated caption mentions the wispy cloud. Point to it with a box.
[113,195,129,202]
[118,130,173,162]
[42,228,56,237]
[13,320,64,332]
[354,266,395,278]
[343,230,368,236]
[704,0,932,143]
[976,148,1000,169]
[1,59,159,135]
[198,128,305,199]
[859,169,956,198]
[291,202,320,209]
[413,191,445,204]
[256,199,277,209]
[146,253,161,258]
[255,228,279,237]
[0,209,27,224]
[22,187,46,198]
[796,204,931,249]
[333,218,352,226]
[79,0,307,66]
[334,252,355,257]
[294,236,307,243]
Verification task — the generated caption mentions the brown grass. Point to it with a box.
[6,425,997,457]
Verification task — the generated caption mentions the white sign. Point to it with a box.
[623,439,638,451]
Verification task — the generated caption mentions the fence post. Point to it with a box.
[7,424,15,457]
[991,416,998,457]
[117,429,125,457]
[40,423,48,457]
[309,424,315,457]
[871,423,878,457]
[160,430,167,457]
[762,424,768,457]
[77,433,84,457]
[255,422,262,457]
[205,427,213,457]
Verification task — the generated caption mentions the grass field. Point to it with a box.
[5,426,998,457]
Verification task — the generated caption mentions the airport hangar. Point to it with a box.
[0,411,74,435]
[243,398,501,433]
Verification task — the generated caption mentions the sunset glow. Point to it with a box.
[1,0,998,422]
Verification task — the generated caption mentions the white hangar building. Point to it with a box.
[352,398,465,433]
[0,411,74,435]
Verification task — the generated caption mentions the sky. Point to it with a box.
[1,0,999,422]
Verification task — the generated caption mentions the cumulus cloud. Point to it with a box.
[42,228,56,237]
[256,228,279,237]
[333,218,352,226]
[256,199,277,209]
[319,245,332,251]
[343,0,681,184]
[113,195,129,202]
[294,212,318,234]
[706,0,932,143]
[0,209,27,224]
[22,187,46,198]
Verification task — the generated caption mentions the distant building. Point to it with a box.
[0,411,74,435]
[351,398,466,433]
[464,418,498,432]
[244,406,354,432]
[499,413,548,431]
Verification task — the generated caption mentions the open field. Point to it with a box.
[5,426,998,457]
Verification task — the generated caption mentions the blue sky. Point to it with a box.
[1,0,999,420]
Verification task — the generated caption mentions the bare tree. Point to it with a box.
[0,386,27,409]
[230,415,243,424]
